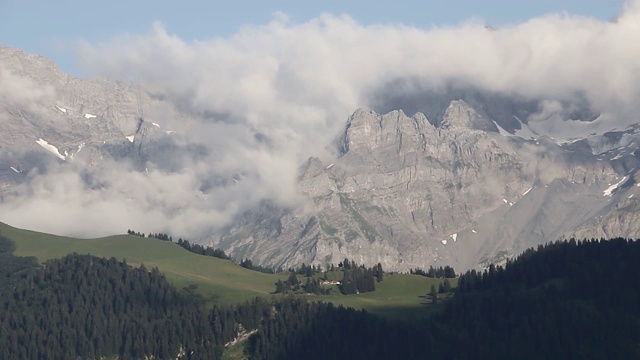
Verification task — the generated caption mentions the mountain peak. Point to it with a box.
[440,100,499,132]
[340,108,434,157]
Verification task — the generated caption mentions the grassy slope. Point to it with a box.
[1,222,284,304]
[0,222,456,320]
[317,273,455,321]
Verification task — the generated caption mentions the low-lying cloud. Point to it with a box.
[1,1,640,240]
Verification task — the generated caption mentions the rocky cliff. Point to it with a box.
[216,105,639,271]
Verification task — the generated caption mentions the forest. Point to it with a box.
[2,236,640,359]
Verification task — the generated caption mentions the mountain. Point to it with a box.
[2,45,640,271]
[217,104,640,271]
[0,46,204,188]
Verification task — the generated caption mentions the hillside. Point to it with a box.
[0,222,451,320]
[1,221,282,304]
[4,232,639,358]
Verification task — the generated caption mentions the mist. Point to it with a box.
[1,1,639,240]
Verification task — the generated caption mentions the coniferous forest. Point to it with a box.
[2,236,640,359]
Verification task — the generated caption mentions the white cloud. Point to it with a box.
[79,1,640,131]
[0,64,55,111]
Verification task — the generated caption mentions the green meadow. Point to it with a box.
[1,221,455,320]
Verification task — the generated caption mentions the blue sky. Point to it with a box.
[0,0,625,74]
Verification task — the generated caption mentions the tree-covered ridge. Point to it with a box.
[0,236,237,359]
[127,229,233,261]
[409,265,456,278]
[433,238,640,359]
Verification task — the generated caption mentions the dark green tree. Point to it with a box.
[275,280,287,293]
[376,263,383,282]
[430,284,438,304]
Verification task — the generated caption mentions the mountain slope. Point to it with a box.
[217,106,640,271]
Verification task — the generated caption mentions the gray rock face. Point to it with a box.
[3,45,640,272]
[0,46,194,192]
[217,104,640,271]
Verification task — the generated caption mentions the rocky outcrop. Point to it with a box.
[217,105,639,271]
[0,46,196,191]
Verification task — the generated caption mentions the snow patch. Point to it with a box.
[55,106,67,113]
[441,239,447,245]
[603,176,628,196]
[553,137,585,146]
[84,113,97,119]
[126,135,135,143]
[513,116,539,140]
[610,153,624,160]
[522,187,533,196]
[35,139,65,160]
[502,199,508,204]
[165,130,175,135]
[152,122,160,127]
[471,229,477,234]
[492,121,511,137]
[326,163,334,170]
[450,233,457,242]
[10,167,21,173]
[629,194,635,199]
[69,142,86,159]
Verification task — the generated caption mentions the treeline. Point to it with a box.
[409,265,456,278]
[456,238,637,294]
[339,259,381,295]
[274,272,331,295]
[273,259,383,295]
[177,238,231,261]
[238,258,279,274]
[126,229,172,241]
[127,229,232,261]
[289,262,323,276]
[427,238,640,359]
[127,229,284,271]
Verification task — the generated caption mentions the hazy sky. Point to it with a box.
[0,0,625,74]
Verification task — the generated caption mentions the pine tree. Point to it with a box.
[376,263,384,282]
[443,278,451,293]
[275,280,287,293]
[430,284,438,304]
[287,272,299,290]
